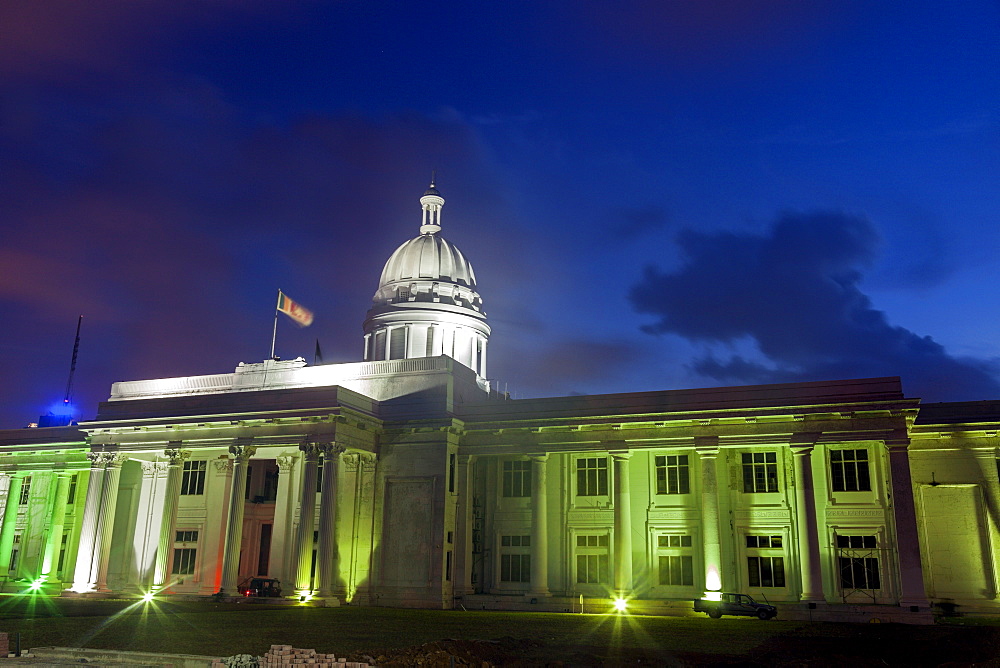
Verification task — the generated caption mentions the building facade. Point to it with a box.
[1,185,998,618]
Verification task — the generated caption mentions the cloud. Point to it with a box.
[629,211,1000,401]
[0,64,532,426]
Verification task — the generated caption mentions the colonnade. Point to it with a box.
[460,438,926,605]
[0,438,376,599]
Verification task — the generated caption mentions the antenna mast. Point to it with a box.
[64,315,83,405]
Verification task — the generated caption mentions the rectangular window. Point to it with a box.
[502,460,531,497]
[171,549,197,575]
[655,455,690,494]
[745,535,782,549]
[576,534,610,584]
[747,556,785,587]
[57,533,69,573]
[500,535,531,583]
[576,554,609,584]
[746,533,785,588]
[500,554,530,582]
[830,449,871,492]
[657,534,694,586]
[374,330,386,360]
[576,458,608,496]
[316,458,324,493]
[245,465,254,499]
[389,327,406,360]
[19,477,31,504]
[9,535,20,571]
[448,453,456,493]
[446,550,453,582]
[836,535,881,590]
[658,535,693,548]
[425,326,436,356]
[175,530,199,543]
[658,555,694,586]
[742,452,778,493]
[180,461,206,495]
[67,474,78,504]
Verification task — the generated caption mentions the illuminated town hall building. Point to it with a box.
[1,184,999,620]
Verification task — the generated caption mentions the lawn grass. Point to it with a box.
[1,596,999,666]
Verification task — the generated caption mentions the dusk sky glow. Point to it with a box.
[1,1,998,428]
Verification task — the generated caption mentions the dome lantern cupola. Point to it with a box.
[419,178,444,235]
[363,181,490,383]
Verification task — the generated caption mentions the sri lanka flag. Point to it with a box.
[277,291,314,327]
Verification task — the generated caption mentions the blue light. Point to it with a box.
[46,401,76,417]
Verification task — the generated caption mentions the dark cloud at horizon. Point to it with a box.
[629,212,1000,401]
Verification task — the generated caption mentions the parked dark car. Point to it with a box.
[237,577,282,597]
[693,592,777,619]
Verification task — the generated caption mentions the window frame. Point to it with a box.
[742,452,779,493]
[180,460,206,496]
[830,449,872,492]
[654,454,690,495]
[576,457,609,497]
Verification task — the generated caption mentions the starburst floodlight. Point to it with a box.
[613,597,628,612]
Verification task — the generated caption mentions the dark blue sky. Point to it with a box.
[1,1,998,428]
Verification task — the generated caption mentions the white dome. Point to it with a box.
[363,182,490,381]
[379,234,478,289]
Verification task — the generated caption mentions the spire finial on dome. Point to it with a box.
[420,175,444,234]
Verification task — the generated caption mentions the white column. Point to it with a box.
[529,454,549,596]
[0,474,24,577]
[612,451,633,595]
[94,454,127,591]
[316,444,344,598]
[295,442,321,594]
[886,438,929,608]
[791,442,824,601]
[72,454,104,591]
[153,448,188,589]
[218,443,255,595]
[697,438,723,595]
[41,474,71,581]
[270,453,299,585]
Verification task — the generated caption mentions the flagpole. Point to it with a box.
[270,290,281,359]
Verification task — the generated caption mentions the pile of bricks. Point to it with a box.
[212,644,372,667]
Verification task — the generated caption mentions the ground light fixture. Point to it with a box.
[142,592,156,602]
[613,597,628,612]
[28,578,45,592]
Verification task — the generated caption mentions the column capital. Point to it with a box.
[361,453,377,472]
[163,448,190,466]
[276,453,299,472]
[609,450,633,461]
[102,453,128,469]
[86,452,105,467]
[299,441,325,459]
[528,453,549,463]
[318,443,346,457]
[229,443,256,462]
[140,461,168,477]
